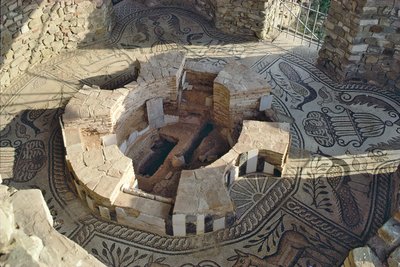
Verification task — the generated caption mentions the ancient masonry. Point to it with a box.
[318,0,400,91]
[0,181,105,267]
[0,0,114,88]
[60,51,290,236]
[1,0,399,91]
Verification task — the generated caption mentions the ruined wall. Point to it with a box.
[0,184,105,266]
[318,0,400,92]
[0,0,114,88]
[214,0,281,39]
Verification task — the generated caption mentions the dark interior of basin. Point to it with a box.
[184,122,213,166]
[138,137,177,176]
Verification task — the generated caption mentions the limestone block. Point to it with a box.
[378,217,400,247]
[212,216,225,232]
[114,192,170,234]
[11,189,53,234]
[388,246,400,267]
[63,127,82,147]
[101,134,117,147]
[92,176,120,203]
[259,94,273,111]
[344,246,383,267]
[119,140,127,154]
[86,195,95,211]
[233,121,291,167]
[174,167,233,217]
[99,206,111,220]
[146,97,165,129]
[116,207,167,235]
[263,161,275,175]
[83,148,104,167]
[246,149,258,174]
[0,195,13,247]
[0,147,15,179]
[173,214,186,236]
[197,214,205,235]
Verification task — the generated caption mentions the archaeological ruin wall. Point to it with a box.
[60,51,290,236]
[213,0,282,39]
[318,0,400,92]
[0,0,114,87]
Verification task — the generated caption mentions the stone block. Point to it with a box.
[197,214,205,235]
[349,44,369,53]
[83,148,104,167]
[119,140,127,154]
[378,217,400,246]
[146,97,165,129]
[101,134,117,147]
[213,216,225,231]
[263,161,275,175]
[246,149,258,174]
[259,94,273,111]
[345,246,383,267]
[116,207,166,235]
[99,206,111,220]
[173,214,186,236]
[388,246,400,267]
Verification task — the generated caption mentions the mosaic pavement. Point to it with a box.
[1,2,400,266]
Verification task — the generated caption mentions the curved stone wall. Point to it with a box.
[0,0,114,88]
[61,51,291,236]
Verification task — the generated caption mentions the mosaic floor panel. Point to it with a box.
[1,2,400,266]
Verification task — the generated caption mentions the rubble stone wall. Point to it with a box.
[136,0,216,21]
[214,0,281,39]
[0,0,114,89]
[318,0,400,92]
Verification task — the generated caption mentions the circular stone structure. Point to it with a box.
[61,51,291,236]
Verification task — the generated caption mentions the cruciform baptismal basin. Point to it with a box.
[61,51,291,236]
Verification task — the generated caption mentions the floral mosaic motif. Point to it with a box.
[91,242,148,267]
[13,140,46,182]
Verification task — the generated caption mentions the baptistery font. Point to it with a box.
[61,51,290,236]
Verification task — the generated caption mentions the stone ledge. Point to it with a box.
[0,185,104,267]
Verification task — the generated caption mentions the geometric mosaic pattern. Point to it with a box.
[1,2,399,266]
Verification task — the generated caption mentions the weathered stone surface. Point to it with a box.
[318,0,400,92]
[344,246,383,267]
[146,97,165,129]
[0,185,105,267]
[234,121,290,167]
[174,166,233,216]
[114,191,171,235]
[214,62,271,127]
[1,0,114,90]
[213,0,282,40]
[388,246,400,267]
